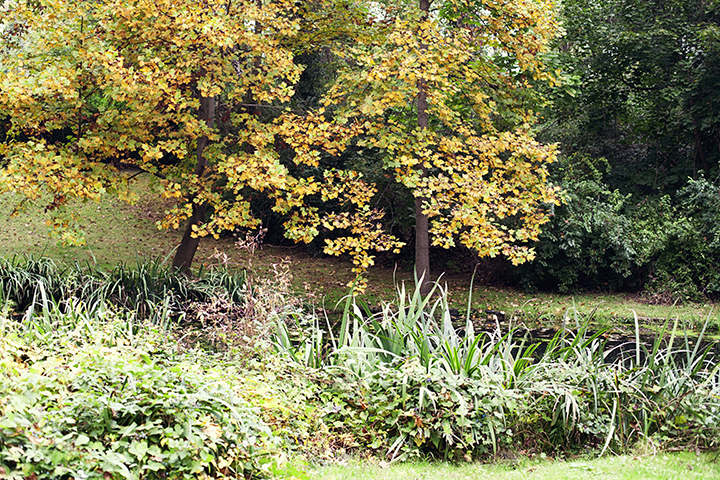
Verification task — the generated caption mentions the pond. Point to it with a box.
[467,309,720,365]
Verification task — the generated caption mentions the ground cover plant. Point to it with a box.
[0,260,324,479]
[0,303,273,478]
[0,258,719,478]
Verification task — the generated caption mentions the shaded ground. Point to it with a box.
[1,182,718,331]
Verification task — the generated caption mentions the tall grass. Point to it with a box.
[276,279,547,385]
[273,279,720,459]
[0,255,248,324]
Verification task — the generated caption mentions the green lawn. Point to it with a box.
[310,452,720,480]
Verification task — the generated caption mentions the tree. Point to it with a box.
[543,0,720,194]
[0,0,560,291]
[0,0,401,280]
[310,0,562,293]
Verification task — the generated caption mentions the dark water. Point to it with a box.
[345,306,720,365]
[465,312,720,365]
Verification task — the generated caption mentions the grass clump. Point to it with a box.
[273,279,720,461]
[0,256,248,326]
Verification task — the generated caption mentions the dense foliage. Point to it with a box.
[276,280,720,459]
[0,259,325,478]
[519,158,720,301]
[544,0,720,194]
[507,0,720,299]
[2,338,276,478]
[1,259,719,477]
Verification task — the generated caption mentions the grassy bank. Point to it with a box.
[1,184,718,331]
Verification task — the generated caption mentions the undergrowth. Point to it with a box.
[1,258,718,478]
[274,278,720,460]
[0,257,316,479]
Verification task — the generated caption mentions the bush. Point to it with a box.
[318,361,518,461]
[518,155,644,292]
[521,154,720,302]
[1,349,278,479]
[645,178,720,302]
[0,298,316,479]
[522,178,640,292]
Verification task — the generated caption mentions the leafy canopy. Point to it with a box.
[305,0,562,264]
[0,0,401,279]
[1,0,560,284]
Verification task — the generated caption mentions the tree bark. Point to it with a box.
[172,94,215,273]
[415,0,432,296]
[688,99,709,177]
[414,195,431,294]
[693,124,709,177]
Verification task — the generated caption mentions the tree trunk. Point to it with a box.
[693,123,709,177]
[172,94,215,273]
[414,195,431,294]
[688,99,709,177]
[415,0,432,296]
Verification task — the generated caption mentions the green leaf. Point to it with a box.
[142,461,165,472]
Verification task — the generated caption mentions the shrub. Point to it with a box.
[0,300,310,479]
[645,177,720,302]
[518,155,644,292]
[318,360,518,461]
[1,349,278,479]
[521,154,720,301]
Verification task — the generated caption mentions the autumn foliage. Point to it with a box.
[0,0,560,288]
